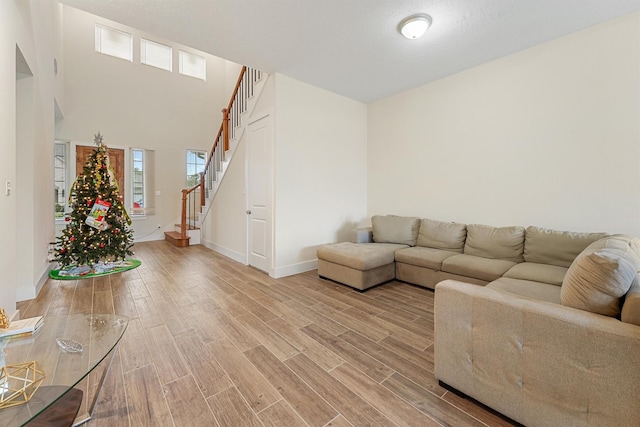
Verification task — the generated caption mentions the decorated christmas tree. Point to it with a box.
[54,133,134,268]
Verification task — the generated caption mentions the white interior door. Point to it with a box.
[247,114,272,273]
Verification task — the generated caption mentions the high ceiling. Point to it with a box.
[58,0,640,103]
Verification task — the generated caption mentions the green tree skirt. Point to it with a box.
[50,259,141,280]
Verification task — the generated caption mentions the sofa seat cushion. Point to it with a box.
[442,254,517,282]
[317,242,407,271]
[524,226,608,267]
[394,246,459,270]
[464,224,525,263]
[503,262,568,286]
[372,215,421,246]
[561,235,640,317]
[416,218,467,252]
[487,277,562,304]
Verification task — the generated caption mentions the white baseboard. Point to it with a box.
[200,239,317,279]
[16,262,54,302]
[134,230,165,243]
[272,259,318,279]
[201,239,247,265]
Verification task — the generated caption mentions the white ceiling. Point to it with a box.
[58,0,640,103]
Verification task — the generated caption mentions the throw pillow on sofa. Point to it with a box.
[371,215,421,246]
[561,236,640,317]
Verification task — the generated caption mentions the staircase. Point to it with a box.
[164,66,264,247]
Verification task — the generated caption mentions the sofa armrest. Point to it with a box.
[354,227,373,243]
[434,279,640,427]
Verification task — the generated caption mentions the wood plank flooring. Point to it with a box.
[16,241,516,427]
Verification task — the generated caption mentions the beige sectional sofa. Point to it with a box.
[317,215,640,426]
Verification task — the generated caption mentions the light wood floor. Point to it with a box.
[17,241,515,427]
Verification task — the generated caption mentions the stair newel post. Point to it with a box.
[222,108,230,152]
[181,188,188,239]
[199,172,205,207]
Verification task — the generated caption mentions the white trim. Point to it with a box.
[201,239,247,265]
[134,231,164,243]
[272,259,318,279]
[16,262,54,302]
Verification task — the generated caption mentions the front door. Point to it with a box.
[76,145,125,202]
[247,115,273,273]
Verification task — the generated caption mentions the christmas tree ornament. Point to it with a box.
[0,309,10,329]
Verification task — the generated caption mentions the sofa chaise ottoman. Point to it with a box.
[317,242,407,291]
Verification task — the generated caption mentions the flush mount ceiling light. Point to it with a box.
[398,13,432,39]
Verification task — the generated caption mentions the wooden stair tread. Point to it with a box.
[164,231,191,248]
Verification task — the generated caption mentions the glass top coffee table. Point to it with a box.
[0,314,128,426]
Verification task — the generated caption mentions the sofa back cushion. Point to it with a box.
[416,219,467,252]
[621,277,640,326]
[371,215,421,246]
[464,224,525,262]
[561,235,640,317]
[524,226,608,268]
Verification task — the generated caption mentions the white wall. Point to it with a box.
[55,5,238,242]
[1,0,59,309]
[274,74,368,276]
[201,73,276,265]
[54,2,65,116]
[368,13,640,236]
[0,2,19,316]
[203,73,368,277]
[201,134,248,262]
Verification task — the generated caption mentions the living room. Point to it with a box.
[2,2,639,313]
[1,1,639,425]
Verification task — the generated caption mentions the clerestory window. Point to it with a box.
[179,50,206,81]
[95,24,133,62]
[141,38,172,72]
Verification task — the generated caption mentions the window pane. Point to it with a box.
[132,149,144,213]
[95,24,133,62]
[186,149,207,187]
[141,38,172,72]
[54,142,67,218]
[179,50,206,81]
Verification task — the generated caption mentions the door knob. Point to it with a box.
[246,210,251,214]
